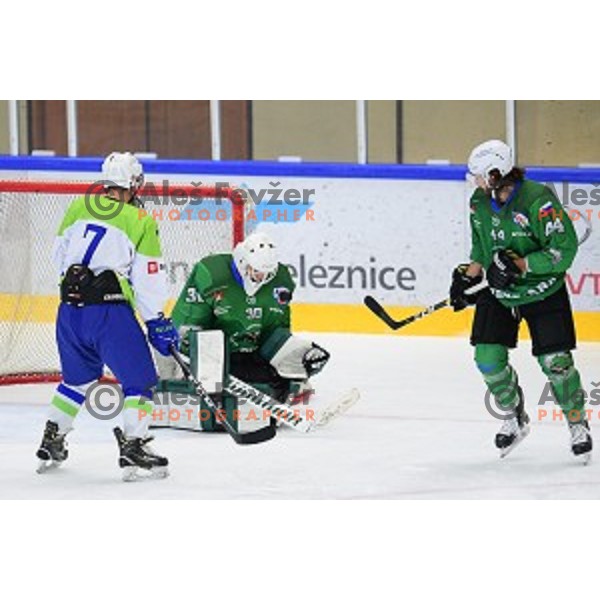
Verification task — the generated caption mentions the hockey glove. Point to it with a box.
[146,314,180,356]
[261,329,330,380]
[486,250,522,290]
[303,343,330,377]
[449,264,483,312]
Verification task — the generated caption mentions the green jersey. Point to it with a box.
[172,254,296,353]
[469,179,578,308]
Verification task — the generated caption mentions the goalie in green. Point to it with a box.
[155,232,329,434]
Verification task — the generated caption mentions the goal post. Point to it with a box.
[0,179,246,385]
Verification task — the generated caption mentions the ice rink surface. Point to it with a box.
[1,333,600,500]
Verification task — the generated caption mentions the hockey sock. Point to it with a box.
[48,382,92,432]
[538,351,586,422]
[475,344,520,409]
[122,391,154,439]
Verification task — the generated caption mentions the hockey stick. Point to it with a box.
[226,376,314,433]
[365,213,593,332]
[171,347,356,435]
[225,376,360,433]
[364,280,487,331]
[170,346,276,445]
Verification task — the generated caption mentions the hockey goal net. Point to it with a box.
[0,179,245,385]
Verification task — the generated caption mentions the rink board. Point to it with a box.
[1,158,598,345]
[1,294,599,341]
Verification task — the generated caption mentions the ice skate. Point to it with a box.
[113,427,169,482]
[568,419,592,465]
[36,420,69,474]
[496,389,530,458]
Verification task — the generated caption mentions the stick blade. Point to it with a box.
[231,422,277,445]
[363,295,401,330]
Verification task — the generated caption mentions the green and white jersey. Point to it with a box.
[172,253,296,353]
[52,195,168,320]
[469,179,578,308]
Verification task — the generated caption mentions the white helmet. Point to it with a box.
[101,152,144,191]
[233,233,279,296]
[468,140,514,186]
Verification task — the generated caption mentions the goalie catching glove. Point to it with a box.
[449,264,483,312]
[260,329,330,380]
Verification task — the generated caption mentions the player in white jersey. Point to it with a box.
[36,152,180,481]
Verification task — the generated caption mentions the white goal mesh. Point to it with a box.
[0,179,245,384]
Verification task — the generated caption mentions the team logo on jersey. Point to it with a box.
[491,215,501,227]
[147,261,159,274]
[273,287,292,305]
[512,212,530,229]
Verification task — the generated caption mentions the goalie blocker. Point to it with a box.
[152,329,330,433]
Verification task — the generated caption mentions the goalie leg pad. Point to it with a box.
[152,330,228,431]
[190,330,227,394]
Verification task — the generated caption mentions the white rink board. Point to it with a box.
[3,168,597,311]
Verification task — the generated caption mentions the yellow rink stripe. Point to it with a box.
[292,303,600,342]
[1,295,599,341]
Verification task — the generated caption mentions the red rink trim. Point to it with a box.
[0,373,118,386]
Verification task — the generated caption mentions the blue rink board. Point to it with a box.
[1,155,599,184]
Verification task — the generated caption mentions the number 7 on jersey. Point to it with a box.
[82,224,107,266]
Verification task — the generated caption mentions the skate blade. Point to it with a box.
[499,424,531,459]
[316,388,360,428]
[575,451,592,466]
[121,466,169,482]
[36,459,62,474]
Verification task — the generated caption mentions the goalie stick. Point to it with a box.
[170,347,277,445]
[171,347,359,435]
[365,211,593,332]
[225,376,360,433]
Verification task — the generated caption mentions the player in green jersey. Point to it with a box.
[449,139,591,461]
[172,232,329,407]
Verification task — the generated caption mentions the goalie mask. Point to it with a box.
[467,140,514,193]
[101,152,145,205]
[233,233,279,296]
